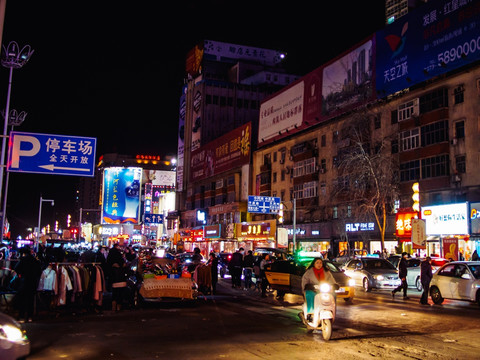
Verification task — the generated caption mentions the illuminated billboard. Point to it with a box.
[421,203,468,236]
[258,37,375,147]
[376,0,480,97]
[190,122,251,182]
[102,167,142,224]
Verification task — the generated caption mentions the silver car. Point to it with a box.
[343,258,401,292]
[0,311,30,360]
[388,255,423,291]
[429,261,480,305]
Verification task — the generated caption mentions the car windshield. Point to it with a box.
[363,259,396,270]
[323,261,341,273]
[468,264,480,279]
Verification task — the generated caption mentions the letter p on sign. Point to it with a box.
[10,135,41,168]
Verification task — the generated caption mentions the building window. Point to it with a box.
[391,138,399,154]
[421,154,449,179]
[391,109,398,124]
[419,87,448,113]
[321,134,326,147]
[273,151,277,162]
[293,158,315,177]
[320,158,326,172]
[332,131,339,143]
[303,181,317,198]
[455,120,465,139]
[454,85,464,104]
[421,120,448,146]
[398,98,419,121]
[455,155,466,173]
[320,182,326,196]
[333,206,338,219]
[273,172,277,183]
[400,160,420,182]
[400,128,420,152]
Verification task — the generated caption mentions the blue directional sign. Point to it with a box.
[144,214,164,225]
[7,131,97,177]
[248,195,281,214]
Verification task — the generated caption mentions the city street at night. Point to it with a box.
[20,279,480,360]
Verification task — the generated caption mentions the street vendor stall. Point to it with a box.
[134,249,198,301]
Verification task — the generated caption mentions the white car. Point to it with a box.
[429,261,480,306]
[0,311,30,360]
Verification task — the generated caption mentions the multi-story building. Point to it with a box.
[175,40,299,254]
[253,0,480,259]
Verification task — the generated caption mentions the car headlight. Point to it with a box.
[348,278,356,287]
[375,275,384,281]
[0,324,25,342]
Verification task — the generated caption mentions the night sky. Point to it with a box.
[0,1,386,238]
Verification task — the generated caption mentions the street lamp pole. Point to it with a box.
[0,41,33,239]
[0,109,26,239]
[37,196,54,247]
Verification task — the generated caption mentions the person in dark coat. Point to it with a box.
[106,243,127,311]
[14,246,41,322]
[392,252,409,299]
[229,248,244,288]
[207,252,219,295]
[242,250,255,289]
[419,256,433,305]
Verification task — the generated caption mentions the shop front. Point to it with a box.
[92,224,134,246]
[235,220,276,251]
[469,202,480,258]
[280,222,332,256]
[395,209,425,256]
[422,203,470,260]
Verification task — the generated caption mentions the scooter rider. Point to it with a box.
[301,257,335,321]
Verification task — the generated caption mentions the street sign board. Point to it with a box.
[144,214,164,225]
[247,195,281,214]
[7,131,97,177]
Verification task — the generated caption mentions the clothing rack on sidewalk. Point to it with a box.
[36,262,106,315]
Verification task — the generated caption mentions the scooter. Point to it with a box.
[299,282,338,341]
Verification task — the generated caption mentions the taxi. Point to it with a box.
[265,253,355,302]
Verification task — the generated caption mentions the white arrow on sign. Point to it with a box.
[39,164,91,172]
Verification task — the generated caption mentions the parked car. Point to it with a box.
[342,257,401,292]
[0,311,30,360]
[265,259,356,302]
[429,261,480,306]
[218,252,232,278]
[332,249,370,266]
[387,255,423,291]
[430,257,450,272]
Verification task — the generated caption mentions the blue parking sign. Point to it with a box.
[7,131,97,177]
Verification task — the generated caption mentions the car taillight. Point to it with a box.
[228,255,232,260]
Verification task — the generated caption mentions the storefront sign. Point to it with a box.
[345,222,375,232]
[396,210,418,237]
[422,203,468,235]
[470,202,480,235]
[443,237,458,261]
[204,224,220,238]
[236,220,276,239]
[411,218,426,249]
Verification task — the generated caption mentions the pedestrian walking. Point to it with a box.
[229,248,244,288]
[472,250,479,261]
[259,254,272,298]
[420,256,433,305]
[243,250,255,289]
[392,252,409,299]
[106,243,127,312]
[14,246,41,322]
[207,252,218,294]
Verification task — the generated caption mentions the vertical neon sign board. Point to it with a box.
[102,167,142,224]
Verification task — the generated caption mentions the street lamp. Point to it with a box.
[0,109,26,240]
[0,41,33,231]
[279,198,297,253]
[37,196,54,246]
[0,41,33,237]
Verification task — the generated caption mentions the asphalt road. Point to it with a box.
[18,279,480,359]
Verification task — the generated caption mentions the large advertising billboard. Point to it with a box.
[190,122,251,182]
[376,0,480,97]
[102,167,142,224]
[258,37,375,147]
[421,203,469,236]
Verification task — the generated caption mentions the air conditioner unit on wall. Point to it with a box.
[451,138,458,146]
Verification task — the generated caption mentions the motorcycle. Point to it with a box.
[299,282,338,341]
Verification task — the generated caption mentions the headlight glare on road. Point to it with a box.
[0,324,25,342]
[348,279,356,287]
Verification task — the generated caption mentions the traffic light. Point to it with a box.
[278,203,284,224]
